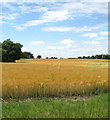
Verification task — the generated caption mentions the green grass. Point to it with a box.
[2,93,108,118]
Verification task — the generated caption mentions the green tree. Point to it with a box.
[82,56,86,59]
[78,56,82,59]
[91,55,95,59]
[21,52,34,59]
[86,56,90,59]
[37,55,41,59]
[2,39,23,62]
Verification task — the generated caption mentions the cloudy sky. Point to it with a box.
[0,0,109,58]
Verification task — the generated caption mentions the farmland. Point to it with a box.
[2,59,108,99]
[1,59,109,118]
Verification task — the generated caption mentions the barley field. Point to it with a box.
[2,59,108,99]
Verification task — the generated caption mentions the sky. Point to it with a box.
[0,0,109,58]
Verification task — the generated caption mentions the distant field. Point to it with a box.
[2,59,108,99]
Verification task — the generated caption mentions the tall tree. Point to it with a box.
[2,39,23,62]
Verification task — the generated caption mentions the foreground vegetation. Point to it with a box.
[2,93,108,118]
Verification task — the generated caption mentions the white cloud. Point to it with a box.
[99,31,108,36]
[60,38,74,45]
[14,10,69,30]
[83,33,98,38]
[1,0,15,2]
[18,5,48,14]
[1,0,109,3]
[61,0,108,16]
[94,48,103,52]
[58,44,76,50]
[1,3,16,11]
[81,0,109,3]
[0,0,56,2]
[81,26,100,31]
[28,42,107,58]
[82,31,108,40]
[59,38,75,50]
[43,26,82,32]
[14,19,47,30]
[43,25,102,32]
[0,20,6,24]
[83,40,100,44]
[58,47,65,50]
[95,36,107,40]
[2,2,48,14]
[2,13,19,20]
[42,10,69,22]
[46,46,57,50]
[14,25,24,30]
[43,27,74,32]
[30,41,45,45]
[25,20,45,26]
[65,44,73,48]
[2,1,107,30]
[85,48,91,52]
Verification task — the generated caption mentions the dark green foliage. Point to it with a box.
[78,56,81,59]
[50,57,58,59]
[91,55,95,59]
[78,54,110,59]
[83,56,86,59]
[21,52,34,59]
[37,55,41,59]
[1,48,8,62]
[1,39,23,62]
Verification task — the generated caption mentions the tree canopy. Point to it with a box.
[21,52,34,59]
[1,39,35,62]
[37,55,41,59]
[1,39,23,62]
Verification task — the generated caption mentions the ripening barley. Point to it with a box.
[1,59,108,99]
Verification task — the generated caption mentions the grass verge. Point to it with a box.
[2,93,108,118]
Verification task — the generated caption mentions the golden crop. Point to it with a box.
[2,59,108,99]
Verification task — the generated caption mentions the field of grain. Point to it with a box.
[2,59,108,99]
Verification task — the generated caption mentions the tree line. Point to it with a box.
[0,39,110,62]
[78,54,110,59]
